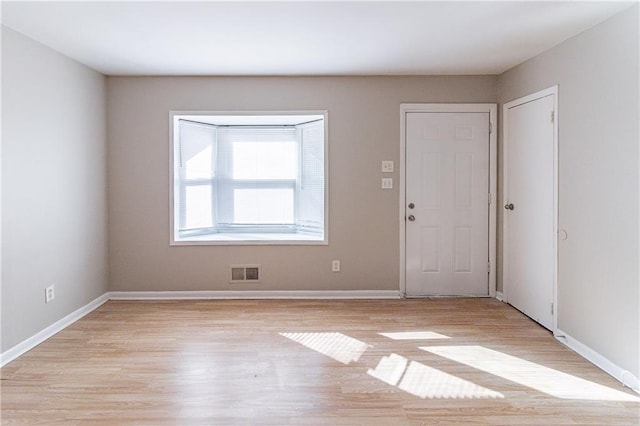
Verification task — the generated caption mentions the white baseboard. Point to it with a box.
[556,328,640,394]
[0,292,110,367]
[109,290,401,300]
[495,291,504,302]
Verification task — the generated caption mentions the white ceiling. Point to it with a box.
[1,1,634,76]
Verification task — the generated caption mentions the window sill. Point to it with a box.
[172,232,326,246]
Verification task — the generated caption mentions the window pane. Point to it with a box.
[180,121,215,180]
[232,142,297,180]
[233,188,294,224]
[298,122,325,230]
[185,145,212,180]
[184,185,213,229]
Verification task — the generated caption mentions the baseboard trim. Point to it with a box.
[0,292,110,367]
[556,328,640,394]
[495,291,505,302]
[109,290,401,300]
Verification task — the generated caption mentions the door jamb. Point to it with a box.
[399,103,497,298]
[502,86,559,333]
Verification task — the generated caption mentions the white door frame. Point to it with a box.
[399,103,497,297]
[502,86,559,333]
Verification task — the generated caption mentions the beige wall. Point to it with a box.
[107,76,496,292]
[498,5,639,378]
[1,27,108,351]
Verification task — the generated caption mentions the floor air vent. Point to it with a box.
[230,265,261,283]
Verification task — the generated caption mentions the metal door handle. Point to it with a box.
[408,215,416,221]
[408,203,415,209]
[504,203,514,211]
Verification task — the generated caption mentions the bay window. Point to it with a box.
[171,112,327,244]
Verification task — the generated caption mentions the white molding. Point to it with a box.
[0,293,110,367]
[109,290,401,300]
[487,104,498,298]
[556,329,640,394]
[495,291,505,302]
[399,103,497,297]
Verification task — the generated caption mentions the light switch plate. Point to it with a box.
[381,160,394,173]
[381,177,393,189]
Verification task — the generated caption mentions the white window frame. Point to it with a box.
[169,111,329,246]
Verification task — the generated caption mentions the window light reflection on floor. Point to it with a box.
[367,353,408,385]
[421,345,640,402]
[367,353,504,399]
[378,331,451,340]
[279,332,370,365]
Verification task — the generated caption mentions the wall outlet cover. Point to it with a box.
[45,285,55,303]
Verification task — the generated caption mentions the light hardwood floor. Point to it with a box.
[1,298,638,425]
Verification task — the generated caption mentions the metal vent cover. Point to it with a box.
[230,265,261,283]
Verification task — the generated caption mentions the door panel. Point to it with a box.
[504,93,555,330]
[405,112,489,296]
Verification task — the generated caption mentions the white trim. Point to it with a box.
[109,290,401,300]
[0,293,110,367]
[487,105,498,298]
[495,291,505,302]
[556,329,640,394]
[502,86,559,333]
[399,103,497,297]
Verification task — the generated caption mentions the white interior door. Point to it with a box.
[503,88,557,331]
[405,112,490,296]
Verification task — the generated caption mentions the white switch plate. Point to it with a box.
[381,177,393,189]
[381,160,394,173]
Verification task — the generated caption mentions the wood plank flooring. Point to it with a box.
[1,298,638,425]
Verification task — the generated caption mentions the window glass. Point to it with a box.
[233,188,295,224]
[232,141,297,180]
[184,185,213,229]
[185,145,213,180]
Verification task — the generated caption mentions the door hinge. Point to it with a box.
[488,193,492,204]
[551,111,555,123]
[489,122,493,134]
[487,261,491,273]
[551,302,554,315]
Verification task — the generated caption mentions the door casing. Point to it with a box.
[502,86,559,333]
[399,104,497,297]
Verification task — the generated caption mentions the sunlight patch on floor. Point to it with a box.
[379,331,451,340]
[368,353,504,399]
[279,332,370,365]
[421,345,640,402]
[367,353,408,385]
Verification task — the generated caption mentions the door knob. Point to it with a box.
[408,203,415,209]
[407,215,416,221]
[504,203,514,211]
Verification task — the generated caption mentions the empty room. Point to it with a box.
[1,1,639,424]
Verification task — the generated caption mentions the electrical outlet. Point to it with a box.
[381,160,394,173]
[332,260,341,272]
[381,177,393,189]
[45,285,55,303]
